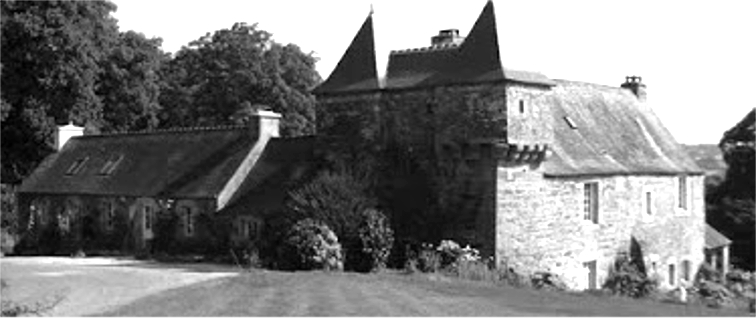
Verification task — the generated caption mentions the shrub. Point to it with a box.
[283,218,343,271]
[417,244,441,273]
[436,240,461,269]
[456,259,499,282]
[357,209,394,272]
[603,253,658,298]
[531,271,568,291]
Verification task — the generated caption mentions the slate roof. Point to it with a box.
[314,1,554,95]
[312,14,380,95]
[18,126,259,199]
[221,136,317,215]
[544,80,703,177]
[705,224,732,249]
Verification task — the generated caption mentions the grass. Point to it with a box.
[99,270,750,316]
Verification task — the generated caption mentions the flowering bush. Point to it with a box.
[358,209,394,272]
[284,219,343,271]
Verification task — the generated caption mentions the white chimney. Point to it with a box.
[252,109,281,139]
[55,122,84,150]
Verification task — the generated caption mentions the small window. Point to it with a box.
[681,260,691,281]
[65,157,89,176]
[583,182,599,224]
[564,116,578,129]
[99,155,123,176]
[583,260,597,290]
[519,100,525,114]
[107,202,115,231]
[184,207,193,236]
[144,206,152,230]
[668,263,676,286]
[678,176,688,210]
[645,191,653,215]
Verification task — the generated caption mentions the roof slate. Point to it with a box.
[544,80,703,177]
[221,136,317,215]
[705,224,732,249]
[18,127,258,199]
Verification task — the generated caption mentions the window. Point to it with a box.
[564,116,578,129]
[99,155,123,176]
[144,206,152,230]
[583,182,599,224]
[668,263,676,286]
[184,207,193,236]
[681,260,691,282]
[677,176,688,210]
[247,220,259,240]
[645,191,653,215]
[519,100,525,114]
[105,201,115,231]
[65,157,89,176]
[583,260,597,290]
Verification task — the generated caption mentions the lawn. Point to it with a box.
[100,269,749,316]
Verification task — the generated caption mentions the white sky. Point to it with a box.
[111,0,755,145]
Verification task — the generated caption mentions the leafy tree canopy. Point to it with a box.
[159,22,321,137]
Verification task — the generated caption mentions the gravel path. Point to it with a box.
[0,257,238,316]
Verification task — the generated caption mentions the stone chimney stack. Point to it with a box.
[621,76,646,102]
[251,109,281,139]
[55,122,84,150]
[431,29,465,46]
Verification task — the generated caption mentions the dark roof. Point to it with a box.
[221,136,317,216]
[705,224,732,249]
[312,14,380,95]
[316,1,554,94]
[18,127,258,199]
[544,80,703,177]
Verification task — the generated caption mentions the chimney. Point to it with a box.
[251,109,281,139]
[621,76,646,102]
[431,29,465,46]
[55,122,84,150]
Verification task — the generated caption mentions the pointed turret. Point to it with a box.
[448,0,503,82]
[313,13,380,95]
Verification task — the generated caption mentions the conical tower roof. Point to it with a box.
[313,14,380,95]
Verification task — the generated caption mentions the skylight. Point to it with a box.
[564,116,578,129]
[99,155,123,176]
[65,157,89,176]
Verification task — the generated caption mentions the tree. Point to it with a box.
[707,109,755,270]
[1,0,120,183]
[158,22,320,136]
[98,31,168,133]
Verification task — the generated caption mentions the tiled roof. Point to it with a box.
[705,224,732,248]
[544,80,703,177]
[18,126,259,199]
[221,136,317,215]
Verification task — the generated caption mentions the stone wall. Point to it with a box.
[495,166,706,290]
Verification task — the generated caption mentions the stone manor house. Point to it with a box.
[17,1,730,291]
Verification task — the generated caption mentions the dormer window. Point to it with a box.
[65,157,89,176]
[99,155,123,176]
[564,116,578,129]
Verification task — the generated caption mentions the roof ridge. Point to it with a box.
[552,78,625,91]
[390,42,461,55]
[83,125,250,138]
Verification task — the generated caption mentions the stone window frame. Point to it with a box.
[680,258,692,283]
[641,186,654,222]
[143,205,153,231]
[583,182,599,225]
[674,175,691,216]
[102,199,116,232]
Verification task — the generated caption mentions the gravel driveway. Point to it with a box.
[0,257,239,316]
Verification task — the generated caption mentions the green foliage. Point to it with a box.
[285,169,375,243]
[1,185,18,253]
[1,0,120,183]
[603,253,658,298]
[707,109,755,270]
[282,218,343,271]
[357,209,394,272]
[158,22,320,136]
